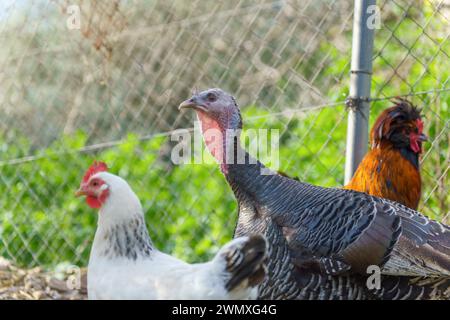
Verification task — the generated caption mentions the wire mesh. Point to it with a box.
[0,0,448,269]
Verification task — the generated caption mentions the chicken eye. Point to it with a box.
[92,181,99,187]
[206,93,217,102]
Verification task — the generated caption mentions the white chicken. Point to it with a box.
[75,161,267,300]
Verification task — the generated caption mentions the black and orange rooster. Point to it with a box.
[344,98,427,210]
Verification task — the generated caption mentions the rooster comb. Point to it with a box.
[371,98,423,145]
[83,161,108,183]
[390,97,422,120]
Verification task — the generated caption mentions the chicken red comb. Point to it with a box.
[82,161,108,183]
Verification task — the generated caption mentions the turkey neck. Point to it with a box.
[225,146,274,202]
[92,212,154,261]
[202,117,307,228]
[223,136,303,222]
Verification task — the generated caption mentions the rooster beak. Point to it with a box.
[75,187,86,197]
[178,98,197,110]
[419,133,428,142]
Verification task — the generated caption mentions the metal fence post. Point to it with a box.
[344,0,376,184]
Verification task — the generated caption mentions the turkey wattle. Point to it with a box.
[76,161,267,300]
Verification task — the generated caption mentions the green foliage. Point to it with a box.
[0,1,448,270]
[0,105,349,267]
[1,63,448,269]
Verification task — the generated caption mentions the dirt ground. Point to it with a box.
[0,257,87,300]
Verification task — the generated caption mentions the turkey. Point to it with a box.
[179,88,450,300]
[76,161,267,300]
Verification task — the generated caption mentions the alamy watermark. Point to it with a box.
[65,265,82,290]
[66,5,81,30]
[366,265,381,290]
[367,5,381,30]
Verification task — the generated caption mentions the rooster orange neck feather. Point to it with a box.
[345,141,421,209]
[345,100,423,209]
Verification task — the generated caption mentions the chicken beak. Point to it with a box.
[178,98,198,110]
[75,187,87,197]
[419,133,428,142]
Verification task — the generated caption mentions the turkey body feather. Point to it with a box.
[230,151,450,299]
[229,154,450,277]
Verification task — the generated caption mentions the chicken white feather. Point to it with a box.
[77,168,266,300]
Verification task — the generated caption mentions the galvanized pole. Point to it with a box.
[344,0,376,184]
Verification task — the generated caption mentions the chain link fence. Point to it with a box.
[0,0,448,270]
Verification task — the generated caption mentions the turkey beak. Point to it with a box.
[178,97,208,112]
[419,133,428,142]
[178,98,197,110]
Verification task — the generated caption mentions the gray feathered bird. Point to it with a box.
[179,88,450,300]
